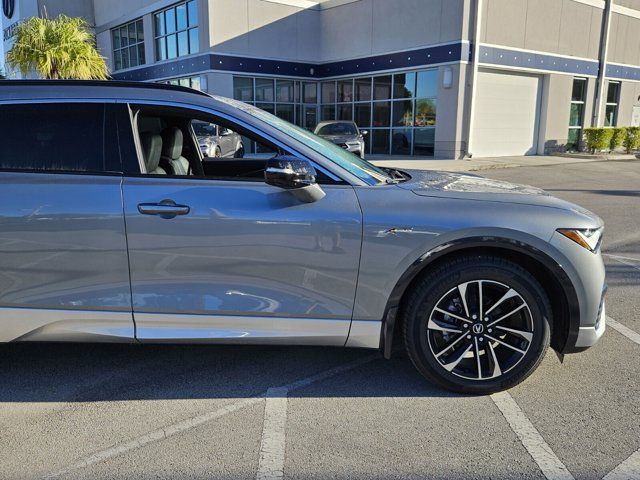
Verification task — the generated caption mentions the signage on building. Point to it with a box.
[3,20,21,41]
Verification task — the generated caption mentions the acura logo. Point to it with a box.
[472,323,484,334]
[3,0,15,19]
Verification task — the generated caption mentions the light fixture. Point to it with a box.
[443,67,453,89]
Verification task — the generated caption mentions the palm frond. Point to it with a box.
[6,14,109,80]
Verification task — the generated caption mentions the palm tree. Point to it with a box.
[6,15,109,80]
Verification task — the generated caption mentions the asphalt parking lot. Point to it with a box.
[0,159,638,480]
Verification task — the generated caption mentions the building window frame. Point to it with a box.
[160,75,202,91]
[604,81,620,127]
[154,0,199,62]
[111,18,145,71]
[567,77,587,151]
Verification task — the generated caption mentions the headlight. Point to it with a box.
[557,227,604,252]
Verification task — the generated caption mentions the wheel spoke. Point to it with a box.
[486,342,502,379]
[434,332,467,358]
[484,334,527,355]
[458,282,470,318]
[496,325,533,343]
[442,343,473,372]
[487,304,527,328]
[433,307,469,324]
[427,318,463,334]
[484,288,519,316]
[478,280,484,319]
[474,337,482,379]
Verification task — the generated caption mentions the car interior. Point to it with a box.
[131,104,284,181]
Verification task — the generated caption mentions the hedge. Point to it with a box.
[583,128,614,153]
[609,127,627,151]
[623,126,640,153]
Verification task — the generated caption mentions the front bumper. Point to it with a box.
[574,298,606,348]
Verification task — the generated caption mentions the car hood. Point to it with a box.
[397,169,601,219]
[197,135,212,144]
[319,134,359,143]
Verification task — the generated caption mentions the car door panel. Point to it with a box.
[122,178,362,343]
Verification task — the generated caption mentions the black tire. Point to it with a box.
[402,255,551,394]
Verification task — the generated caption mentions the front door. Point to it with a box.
[121,104,362,345]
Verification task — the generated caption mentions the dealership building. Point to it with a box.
[3,0,640,158]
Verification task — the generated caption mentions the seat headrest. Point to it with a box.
[161,127,184,160]
[140,133,163,172]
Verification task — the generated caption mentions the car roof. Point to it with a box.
[0,80,241,114]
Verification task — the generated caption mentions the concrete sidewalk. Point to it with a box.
[368,153,639,172]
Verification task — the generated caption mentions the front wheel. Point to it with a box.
[402,256,551,394]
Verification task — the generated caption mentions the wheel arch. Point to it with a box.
[381,236,580,359]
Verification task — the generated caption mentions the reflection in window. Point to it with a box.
[415,99,436,127]
[392,100,413,127]
[162,75,201,91]
[374,76,392,101]
[372,129,390,154]
[154,0,198,61]
[112,19,145,71]
[393,73,416,99]
[414,128,435,156]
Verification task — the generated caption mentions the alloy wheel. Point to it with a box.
[426,280,534,381]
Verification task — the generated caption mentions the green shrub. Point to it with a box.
[623,126,640,153]
[583,128,614,153]
[610,127,627,151]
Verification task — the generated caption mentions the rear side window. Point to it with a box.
[0,103,117,173]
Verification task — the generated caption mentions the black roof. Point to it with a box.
[0,79,211,97]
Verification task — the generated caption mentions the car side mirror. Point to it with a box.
[360,130,369,136]
[264,156,326,203]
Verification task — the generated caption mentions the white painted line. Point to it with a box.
[490,391,574,480]
[607,316,640,346]
[257,388,289,480]
[44,397,262,479]
[44,354,379,479]
[604,254,640,273]
[603,448,640,480]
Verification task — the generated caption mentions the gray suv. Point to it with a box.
[0,81,606,394]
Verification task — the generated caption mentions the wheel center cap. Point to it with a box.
[472,323,485,335]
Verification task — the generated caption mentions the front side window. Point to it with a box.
[112,19,145,71]
[154,1,198,61]
[0,103,115,173]
[567,78,587,151]
[604,81,620,127]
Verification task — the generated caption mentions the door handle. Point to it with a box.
[137,200,190,219]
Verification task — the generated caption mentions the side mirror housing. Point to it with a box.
[264,156,326,203]
[360,130,369,136]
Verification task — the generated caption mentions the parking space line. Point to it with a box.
[257,388,289,480]
[607,316,640,346]
[603,448,640,480]
[44,354,379,479]
[604,254,640,273]
[490,391,574,480]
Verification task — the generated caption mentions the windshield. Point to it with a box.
[215,98,391,185]
[192,121,216,137]
[316,122,358,136]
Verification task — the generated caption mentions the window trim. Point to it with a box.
[120,100,348,185]
[0,101,123,176]
[111,18,145,72]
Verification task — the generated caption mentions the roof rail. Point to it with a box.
[0,79,211,97]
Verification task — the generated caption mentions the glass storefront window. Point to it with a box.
[567,78,587,151]
[393,73,416,99]
[605,81,620,127]
[234,77,254,102]
[338,104,353,121]
[276,80,295,103]
[303,82,317,103]
[355,78,372,102]
[415,99,436,127]
[372,130,390,154]
[374,76,392,101]
[355,104,371,128]
[392,100,413,127]
[338,80,354,103]
[321,105,336,121]
[392,129,412,155]
[322,82,336,104]
[276,104,295,123]
[255,78,275,102]
[373,101,391,127]
[414,128,435,156]
[416,70,438,98]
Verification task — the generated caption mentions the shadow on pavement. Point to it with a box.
[0,343,456,403]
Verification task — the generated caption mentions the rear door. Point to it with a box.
[0,102,134,342]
